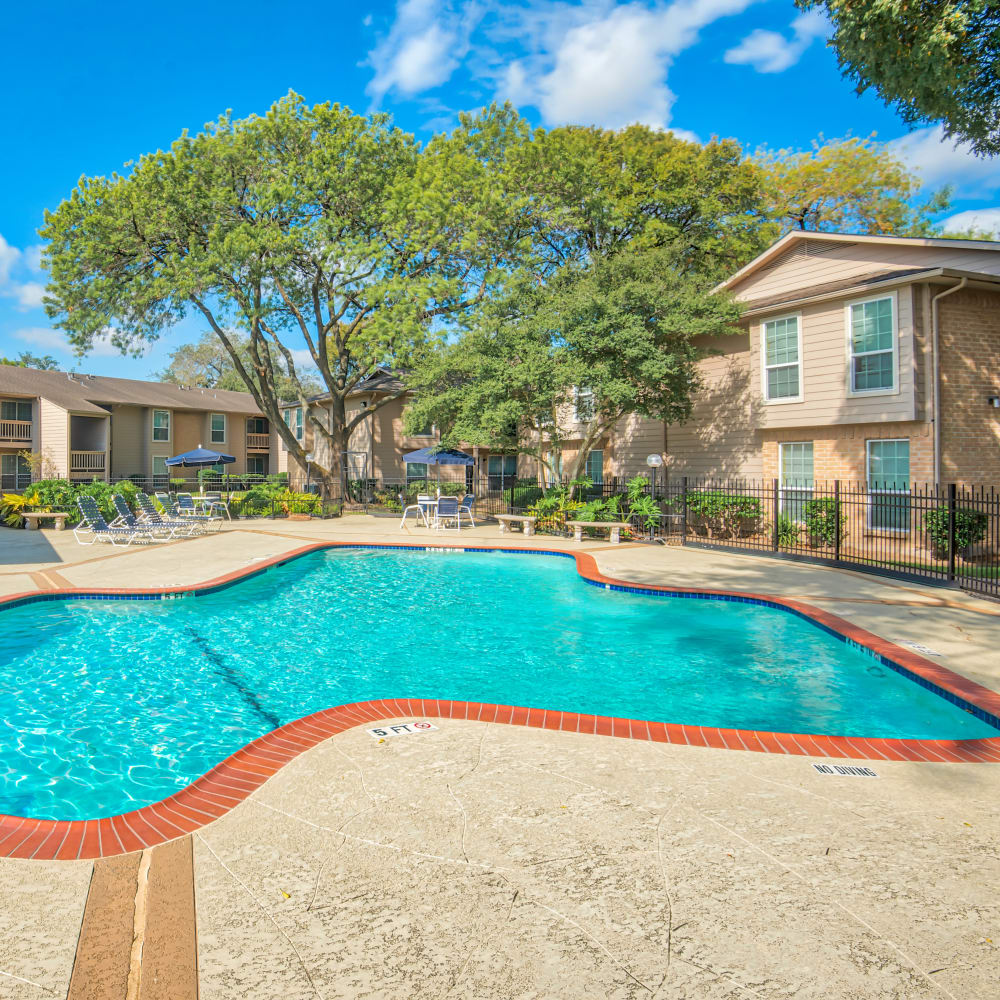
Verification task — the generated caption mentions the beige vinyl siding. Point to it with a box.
[731,241,1000,304]
[607,413,664,478]
[665,332,762,479]
[749,292,916,429]
[38,398,70,478]
[172,411,201,456]
[109,405,145,479]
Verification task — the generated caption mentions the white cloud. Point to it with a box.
[0,234,46,311]
[14,327,71,354]
[942,208,1000,236]
[496,0,758,129]
[365,0,759,129]
[723,9,826,73]
[366,0,482,104]
[891,125,1000,197]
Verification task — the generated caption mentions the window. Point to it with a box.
[585,449,604,484]
[573,388,595,423]
[762,315,801,401]
[779,442,814,522]
[0,400,32,421]
[544,451,563,485]
[151,456,169,483]
[152,410,170,442]
[487,454,517,489]
[849,296,895,393]
[247,417,268,435]
[406,462,428,481]
[284,407,303,441]
[247,455,267,476]
[210,413,227,443]
[411,420,433,437]
[0,454,30,490]
[867,439,910,531]
[210,413,226,443]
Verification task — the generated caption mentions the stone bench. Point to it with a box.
[497,514,537,537]
[566,520,632,544]
[23,511,69,531]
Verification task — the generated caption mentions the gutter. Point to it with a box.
[930,277,968,486]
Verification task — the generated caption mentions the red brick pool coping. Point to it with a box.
[1,540,998,862]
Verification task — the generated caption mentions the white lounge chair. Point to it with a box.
[74,496,155,548]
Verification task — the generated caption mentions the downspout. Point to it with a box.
[930,277,967,486]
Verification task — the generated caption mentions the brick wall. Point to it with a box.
[937,289,1000,484]
[760,421,934,485]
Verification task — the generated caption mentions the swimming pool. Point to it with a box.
[1,547,996,820]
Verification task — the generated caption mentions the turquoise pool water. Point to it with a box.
[1,548,994,820]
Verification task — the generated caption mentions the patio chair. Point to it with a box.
[202,491,231,520]
[74,496,154,548]
[135,493,202,537]
[174,493,224,530]
[110,494,171,540]
[433,495,469,531]
[399,493,435,529]
[459,494,476,527]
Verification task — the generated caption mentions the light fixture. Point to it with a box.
[645,454,664,468]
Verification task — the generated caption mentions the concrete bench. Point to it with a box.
[497,514,537,537]
[566,520,632,544]
[23,511,68,531]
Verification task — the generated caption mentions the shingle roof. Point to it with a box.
[0,365,264,415]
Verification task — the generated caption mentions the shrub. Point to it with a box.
[924,506,989,556]
[803,498,847,548]
[527,485,584,532]
[403,480,466,504]
[776,514,801,548]
[503,479,545,508]
[1,492,28,528]
[685,490,763,537]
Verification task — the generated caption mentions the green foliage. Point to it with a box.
[41,94,530,492]
[0,352,60,370]
[13,479,147,525]
[403,480,466,504]
[754,135,952,236]
[627,494,661,530]
[803,498,847,547]
[405,123,767,480]
[924,506,989,555]
[527,485,584,533]
[502,479,545,508]
[153,332,322,398]
[685,491,763,537]
[1,493,29,527]
[776,514,801,549]
[798,0,1000,156]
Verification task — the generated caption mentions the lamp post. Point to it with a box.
[645,453,664,499]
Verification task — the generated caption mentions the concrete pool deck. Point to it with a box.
[0,518,998,998]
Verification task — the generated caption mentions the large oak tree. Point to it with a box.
[41,94,528,494]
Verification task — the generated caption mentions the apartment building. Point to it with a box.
[0,365,284,490]
[279,231,1000,503]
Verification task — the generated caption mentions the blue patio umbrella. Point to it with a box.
[402,446,474,489]
[401,447,474,466]
[164,445,236,497]
[163,446,237,468]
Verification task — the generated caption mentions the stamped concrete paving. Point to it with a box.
[0,519,998,997]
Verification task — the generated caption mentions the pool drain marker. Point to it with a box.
[367,721,438,739]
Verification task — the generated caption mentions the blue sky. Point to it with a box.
[2,0,998,379]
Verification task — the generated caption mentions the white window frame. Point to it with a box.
[284,407,303,442]
[865,438,910,533]
[151,455,169,479]
[585,449,604,484]
[573,387,595,424]
[210,412,226,443]
[151,409,170,443]
[760,313,803,404]
[778,441,814,522]
[846,291,898,397]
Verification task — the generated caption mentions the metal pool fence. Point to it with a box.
[11,472,1000,597]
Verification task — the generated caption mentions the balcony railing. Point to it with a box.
[0,419,32,444]
[247,433,270,450]
[70,450,106,472]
